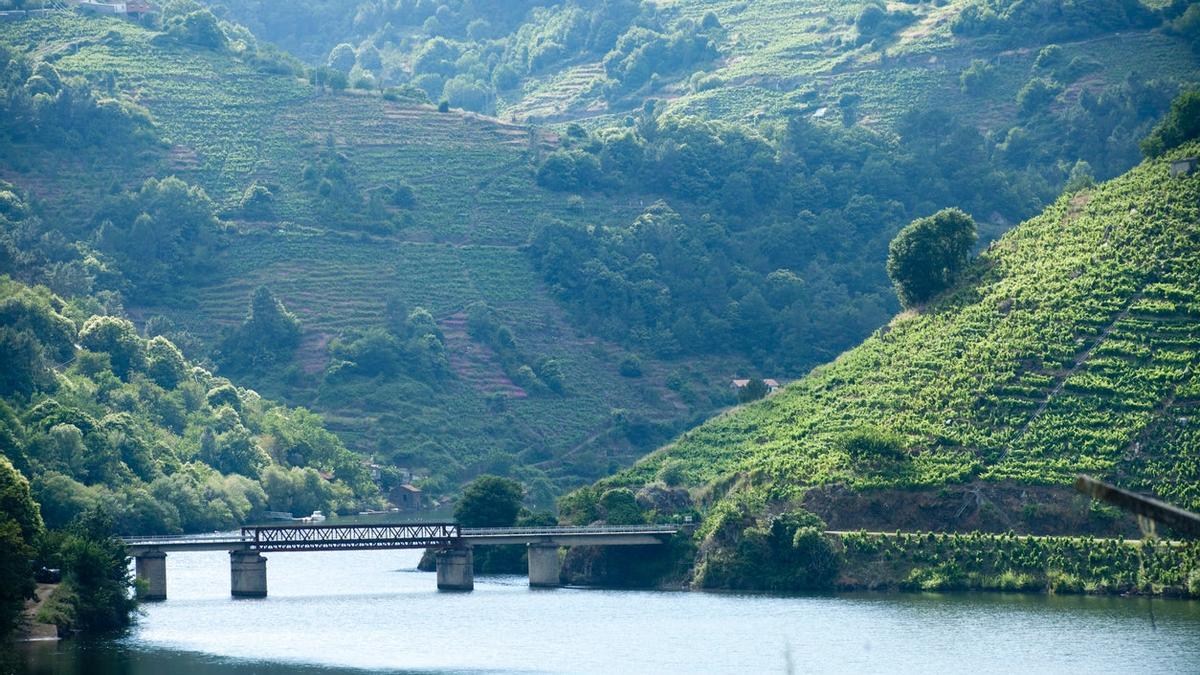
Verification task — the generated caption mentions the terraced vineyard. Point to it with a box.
[606,144,1200,519]
[530,0,1200,138]
[0,13,737,496]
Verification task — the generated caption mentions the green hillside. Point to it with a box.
[600,143,1200,531]
[0,12,739,500]
[2,1,1197,506]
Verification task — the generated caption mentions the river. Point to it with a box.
[12,548,1200,674]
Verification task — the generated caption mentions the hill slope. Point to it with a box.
[0,12,739,499]
[603,143,1200,533]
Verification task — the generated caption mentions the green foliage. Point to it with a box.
[1141,90,1200,158]
[217,286,301,372]
[41,509,136,632]
[161,8,229,50]
[0,456,42,637]
[951,0,1155,43]
[94,176,221,298]
[0,49,158,150]
[696,506,839,591]
[841,531,1200,596]
[598,487,644,525]
[737,378,769,403]
[1017,77,1063,117]
[454,475,524,527]
[327,43,355,74]
[1,279,375,534]
[78,315,144,379]
[601,144,1200,539]
[887,208,977,309]
[959,59,995,94]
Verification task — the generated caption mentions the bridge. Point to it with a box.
[122,523,678,599]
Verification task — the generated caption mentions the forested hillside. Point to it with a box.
[0,262,379,534]
[591,141,1200,549]
[0,0,1197,507]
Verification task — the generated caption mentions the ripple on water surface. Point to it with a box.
[15,548,1200,674]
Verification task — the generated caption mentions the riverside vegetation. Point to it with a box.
[0,0,1198,622]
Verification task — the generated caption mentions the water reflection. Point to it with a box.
[12,548,1200,674]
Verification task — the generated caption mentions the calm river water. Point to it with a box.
[11,548,1200,674]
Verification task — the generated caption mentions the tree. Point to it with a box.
[1016,77,1062,117]
[218,286,301,371]
[356,44,382,72]
[327,43,356,75]
[442,76,490,113]
[78,315,144,379]
[454,475,523,527]
[738,378,769,403]
[163,9,228,50]
[886,208,977,308]
[599,488,644,525]
[0,327,50,399]
[49,509,136,632]
[238,183,274,219]
[145,336,187,389]
[0,457,42,638]
[1140,90,1200,158]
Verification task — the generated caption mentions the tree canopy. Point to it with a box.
[454,475,524,527]
[887,208,978,309]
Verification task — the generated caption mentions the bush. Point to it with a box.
[618,354,642,377]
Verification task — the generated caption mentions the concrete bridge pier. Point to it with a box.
[527,544,561,588]
[435,547,473,591]
[230,550,267,598]
[134,550,167,601]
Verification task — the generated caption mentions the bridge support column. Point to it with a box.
[230,551,267,598]
[527,544,560,588]
[134,550,167,601]
[435,547,473,591]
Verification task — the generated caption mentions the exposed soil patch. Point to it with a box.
[802,481,1142,537]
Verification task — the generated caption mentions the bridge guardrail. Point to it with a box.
[121,524,681,551]
[461,525,678,536]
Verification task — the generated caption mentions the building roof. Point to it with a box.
[732,378,782,388]
[396,483,422,494]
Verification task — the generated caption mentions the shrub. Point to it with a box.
[619,354,642,377]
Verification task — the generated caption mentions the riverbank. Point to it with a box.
[559,528,1200,598]
[18,583,61,642]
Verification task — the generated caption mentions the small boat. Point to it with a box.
[306,510,326,523]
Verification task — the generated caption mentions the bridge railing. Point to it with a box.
[121,524,681,551]
[122,532,251,545]
[461,525,678,536]
[242,522,462,552]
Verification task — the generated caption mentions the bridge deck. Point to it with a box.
[122,524,679,554]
